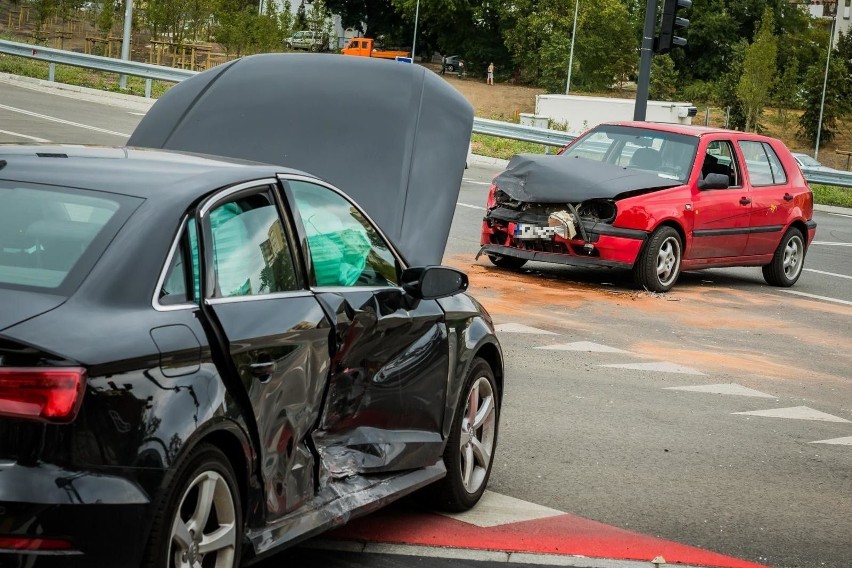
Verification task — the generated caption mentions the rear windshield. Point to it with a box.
[0,183,138,295]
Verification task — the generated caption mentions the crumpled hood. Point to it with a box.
[493,154,680,203]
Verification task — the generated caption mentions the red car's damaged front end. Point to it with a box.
[478,122,816,292]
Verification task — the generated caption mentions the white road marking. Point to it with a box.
[456,202,486,210]
[779,290,852,306]
[810,436,852,446]
[0,103,131,138]
[535,341,630,354]
[810,241,852,247]
[0,129,50,142]
[664,383,775,398]
[804,268,852,280]
[825,212,852,219]
[601,362,706,376]
[302,540,687,567]
[462,178,492,186]
[438,490,564,528]
[733,406,850,423]
[495,323,558,335]
[128,112,147,116]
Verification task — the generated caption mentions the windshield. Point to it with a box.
[562,125,699,183]
[796,155,820,167]
[0,184,138,296]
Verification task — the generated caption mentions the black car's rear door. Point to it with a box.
[197,180,332,520]
[279,176,450,479]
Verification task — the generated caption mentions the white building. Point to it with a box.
[804,0,851,47]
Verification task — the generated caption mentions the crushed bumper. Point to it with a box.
[477,244,635,269]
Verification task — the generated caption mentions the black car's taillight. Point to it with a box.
[0,367,86,423]
[0,535,76,551]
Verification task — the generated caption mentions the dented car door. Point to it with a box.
[281,177,450,479]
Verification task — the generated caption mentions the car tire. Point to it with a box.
[487,254,527,270]
[633,225,682,292]
[143,444,242,568]
[423,358,499,512]
[762,227,805,287]
[310,44,319,52]
[446,64,455,72]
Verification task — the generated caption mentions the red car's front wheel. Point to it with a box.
[633,226,682,293]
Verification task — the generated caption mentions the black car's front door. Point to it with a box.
[197,181,332,521]
[281,177,450,479]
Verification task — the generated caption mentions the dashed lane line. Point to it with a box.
[825,212,852,219]
[778,290,852,306]
[810,436,852,446]
[600,361,706,376]
[457,202,486,210]
[0,129,50,142]
[733,406,851,423]
[664,383,776,398]
[462,178,492,186]
[536,341,631,354]
[810,241,852,246]
[804,268,852,280]
[0,103,132,138]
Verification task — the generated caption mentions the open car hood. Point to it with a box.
[128,54,474,266]
[494,154,680,203]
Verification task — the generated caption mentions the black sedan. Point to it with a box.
[0,146,502,567]
[1,54,492,568]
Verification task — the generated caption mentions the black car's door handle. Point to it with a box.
[249,361,275,379]
[740,197,752,206]
[784,193,794,201]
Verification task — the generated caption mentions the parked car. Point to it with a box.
[285,30,326,51]
[792,152,845,174]
[479,122,817,292]
[443,55,461,72]
[0,54,496,568]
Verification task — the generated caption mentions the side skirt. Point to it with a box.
[477,244,632,270]
[681,254,774,270]
[243,461,446,564]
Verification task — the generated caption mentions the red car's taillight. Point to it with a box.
[486,183,498,209]
[0,535,76,551]
[0,367,86,423]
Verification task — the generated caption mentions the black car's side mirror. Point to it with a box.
[401,266,469,300]
[698,173,730,190]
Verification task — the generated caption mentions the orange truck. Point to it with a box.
[342,38,410,60]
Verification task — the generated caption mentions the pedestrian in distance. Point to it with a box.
[487,62,495,85]
[440,54,446,75]
[458,59,465,78]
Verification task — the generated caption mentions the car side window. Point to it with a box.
[160,219,200,306]
[288,180,399,288]
[739,141,781,186]
[762,143,788,185]
[702,140,740,187]
[208,191,299,298]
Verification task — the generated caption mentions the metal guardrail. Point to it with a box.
[1,38,851,189]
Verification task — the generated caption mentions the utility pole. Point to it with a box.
[565,0,579,94]
[815,12,836,160]
[633,0,658,121]
[411,0,421,61]
[119,0,133,90]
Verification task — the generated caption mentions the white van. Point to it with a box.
[286,31,327,51]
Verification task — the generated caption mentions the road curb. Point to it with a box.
[814,203,852,215]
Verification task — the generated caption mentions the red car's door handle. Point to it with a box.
[784,193,794,201]
[739,197,752,206]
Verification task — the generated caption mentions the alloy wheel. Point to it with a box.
[170,470,237,568]
[656,236,681,287]
[459,376,497,494]
[783,234,804,280]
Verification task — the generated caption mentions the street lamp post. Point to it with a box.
[815,12,837,160]
[565,0,579,94]
[119,0,133,90]
[411,0,421,61]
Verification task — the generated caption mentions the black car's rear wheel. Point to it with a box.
[762,227,805,287]
[487,254,527,270]
[425,358,499,512]
[144,444,242,568]
[633,226,682,292]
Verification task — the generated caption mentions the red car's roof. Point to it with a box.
[603,121,778,140]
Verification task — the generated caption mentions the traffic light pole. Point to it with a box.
[633,0,659,121]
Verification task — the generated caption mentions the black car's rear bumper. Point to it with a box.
[0,462,155,568]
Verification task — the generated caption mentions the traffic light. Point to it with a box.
[655,0,691,54]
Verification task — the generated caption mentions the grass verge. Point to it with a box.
[811,184,852,209]
[0,54,172,98]
[471,133,555,160]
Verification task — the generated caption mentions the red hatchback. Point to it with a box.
[478,122,817,292]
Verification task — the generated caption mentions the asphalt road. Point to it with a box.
[1,80,851,568]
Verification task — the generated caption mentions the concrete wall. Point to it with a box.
[534,95,695,136]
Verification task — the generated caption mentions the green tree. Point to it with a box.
[97,0,116,35]
[798,56,848,148]
[737,8,776,132]
[773,55,799,129]
[650,54,679,100]
[717,39,748,130]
